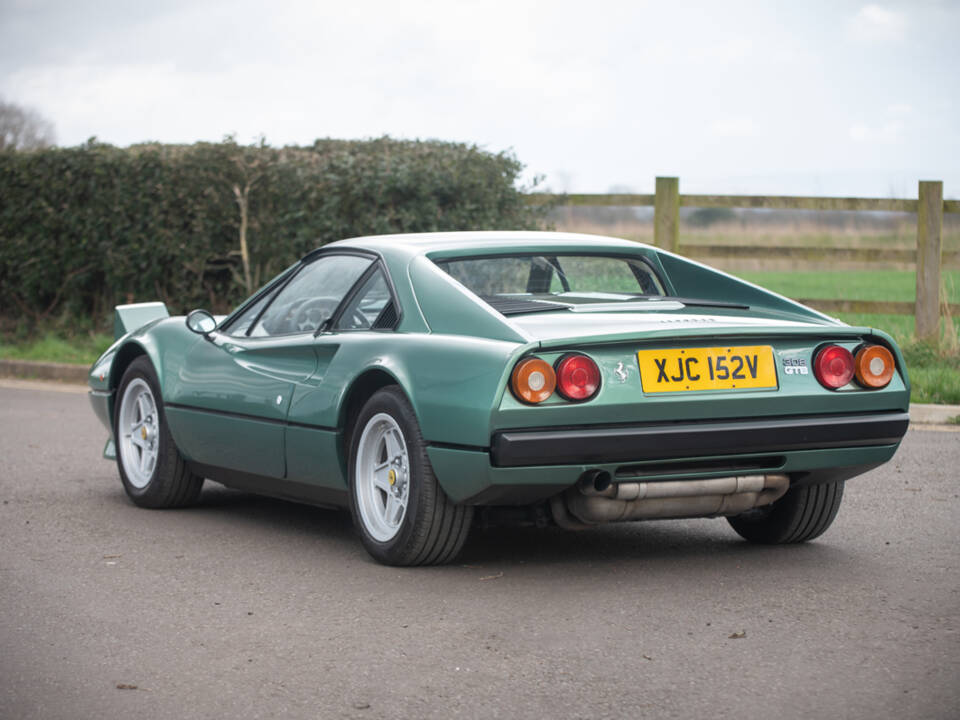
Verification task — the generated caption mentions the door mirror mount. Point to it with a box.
[314,317,333,336]
[186,309,217,336]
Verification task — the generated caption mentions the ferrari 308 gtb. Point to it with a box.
[88,232,910,565]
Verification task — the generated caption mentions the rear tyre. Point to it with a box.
[348,386,473,566]
[727,480,844,544]
[114,356,203,508]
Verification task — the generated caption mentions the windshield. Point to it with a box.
[434,254,665,313]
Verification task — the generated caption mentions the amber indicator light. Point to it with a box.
[511,357,556,404]
[854,345,895,389]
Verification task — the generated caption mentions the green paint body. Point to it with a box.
[88,232,910,506]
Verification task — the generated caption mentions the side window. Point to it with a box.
[335,268,396,330]
[224,286,280,336]
[250,255,373,336]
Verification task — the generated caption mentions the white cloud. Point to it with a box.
[2,0,958,196]
[709,115,757,139]
[848,101,913,144]
[886,103,912,116]
[848,4,905,43]
[849,120,902,143]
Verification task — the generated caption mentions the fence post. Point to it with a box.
[915,180,943,345]
[654,176,679,253]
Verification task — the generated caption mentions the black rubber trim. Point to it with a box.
[188,460,348,509]
[428,440,489,453]
[490,411,909,467]
[286,419,339,432]
[165,402,337,432]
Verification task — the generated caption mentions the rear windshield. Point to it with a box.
[434,254,665,313]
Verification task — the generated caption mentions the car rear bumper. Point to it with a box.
[490,411,910,468]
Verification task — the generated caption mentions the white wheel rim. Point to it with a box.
[118,378,160,489]
[355,413,410,542]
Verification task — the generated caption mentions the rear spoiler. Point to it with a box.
[114,302,169,340]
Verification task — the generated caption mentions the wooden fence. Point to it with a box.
[527,178,959,345]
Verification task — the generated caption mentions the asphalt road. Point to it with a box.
[1,380,958,720]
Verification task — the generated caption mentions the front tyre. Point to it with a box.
[114,356,203,508]
[349,387,472,566]
[727,480,844,544]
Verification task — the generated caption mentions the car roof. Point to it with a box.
[324,231,648,258]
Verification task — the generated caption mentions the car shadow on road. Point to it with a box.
[458,520,853,572]
[97,482,852,572]
[195,482,355,527]
[97,480,357,545]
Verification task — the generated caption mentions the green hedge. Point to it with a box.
[0,137,543,328]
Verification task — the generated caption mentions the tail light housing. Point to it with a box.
[555,354,601,401]
[511,357,556,404]
[855,345,895,388]
[813,344,855,389]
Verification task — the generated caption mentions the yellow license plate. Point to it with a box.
[637,345,778,393]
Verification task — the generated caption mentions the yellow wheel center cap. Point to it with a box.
[388,469,397,486]
[141,426,148,441]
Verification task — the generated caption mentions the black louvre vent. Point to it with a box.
[480,296,571,316]
[373,302,398,329]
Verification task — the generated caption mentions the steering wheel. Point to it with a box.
[292,298,337,332]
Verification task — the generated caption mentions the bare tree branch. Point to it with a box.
[0,97,56,151]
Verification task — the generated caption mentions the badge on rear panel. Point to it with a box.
[782,358,808,375]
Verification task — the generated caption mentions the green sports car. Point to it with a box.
[88,232,910,565]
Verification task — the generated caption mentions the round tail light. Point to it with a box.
[511,357,556,404]
[855,345,895,389]
[813,345,855,390]
[555,354,601,401]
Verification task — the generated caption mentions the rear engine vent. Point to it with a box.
[481,296,571,316]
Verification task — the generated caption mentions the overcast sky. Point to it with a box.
[1,0,957,197]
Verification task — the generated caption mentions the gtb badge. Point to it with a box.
[783,358,808,375]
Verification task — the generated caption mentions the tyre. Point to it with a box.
[348,386,473,566]
[727,480,844,544]
[114,356,203,508]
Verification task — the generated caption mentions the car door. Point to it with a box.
[166,253,375,479]
[285,263,401,489]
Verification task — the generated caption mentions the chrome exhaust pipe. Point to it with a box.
[553,473,790,526]
[577,469,613,496]
[549,494,592,531]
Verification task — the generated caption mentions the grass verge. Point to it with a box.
[895,340,960,405]
[0,332,113,366]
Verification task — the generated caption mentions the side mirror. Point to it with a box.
[186,309,217,335]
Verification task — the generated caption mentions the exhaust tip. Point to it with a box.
[593,470,612,492]
[578,469,612,495]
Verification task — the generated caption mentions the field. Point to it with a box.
[734,269,960,305]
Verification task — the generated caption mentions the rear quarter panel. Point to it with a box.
[287,333,523,447]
